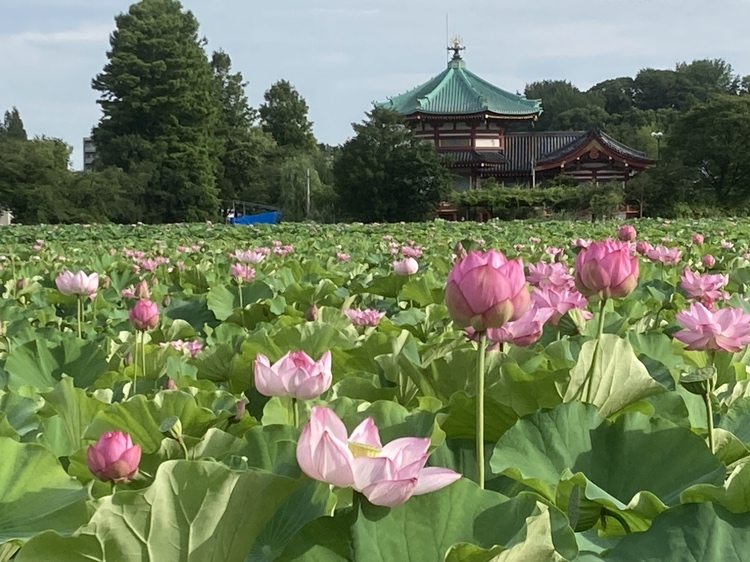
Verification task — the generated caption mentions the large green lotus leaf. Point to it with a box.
[16,460,301,562]
[248,480,336,562]
[605,503,750,562]
[490,402,725,507]
[398,271,444,307]
[165,296,216,332]
[229,425,301,477]
[444,502,577,561]
[84,391,222,453]
[0,390,40,440]
[0,438,88,542]
[41,377,108,455]
[6,338,107,392]
[352,272,409,299]
[278,484,575,562]
[718,396,750,443]
[207,281,275,321]
[192,342,253,392]
[440,391,519,442]
[556,470,666,534]
[562,335,667,417]
[681,462,750,513]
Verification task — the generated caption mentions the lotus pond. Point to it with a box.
[4,218,750,561]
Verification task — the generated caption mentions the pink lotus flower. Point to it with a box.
[445,250,530,331]
[646,245,682,265]
[617,225,637,242]
[527,261,574,290]
[702,254,716,268]
[693,233,704,245]
[254,350,332,400]
[230,263,255,283]
[635,240,652,255]
[55,270,99,300]
[721,240,734,249]
[86,430,141,483]
[674,303,750,352]
[129,299,159,331]
[234,249,266,264]
[401,245,423,258]
[393,258,418,275]
[337,252,351,262]
[483,306,555,347]
[296,406,461,506]
[345,309,386,326]
[574,239,639,300]
[531,285,593,325]
[161,339,203,357]
[121,287,136,299]
[571,238,592,249]
[680,269,729,308]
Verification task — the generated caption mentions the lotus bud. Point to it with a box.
[164,377,177,390]
[235,398,248,421]
[162,294,171,308]
[129,299,159,331]
[16,278,25,290]
[86,431,141,483]
[123,352,133,366]
[134,279,151,300]
[453,241,467,260]
[305,303,319,322]
[101,275,111,289]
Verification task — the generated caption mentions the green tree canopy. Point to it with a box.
[92,0,221,223]
[259,80,316,151]
[0,107,28,141]
[667,95,750,203]
[333,106,453,222]
[524,80,605,131]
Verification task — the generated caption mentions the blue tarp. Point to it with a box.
[231,211,281,225]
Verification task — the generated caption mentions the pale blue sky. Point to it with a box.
[3,0,750,169]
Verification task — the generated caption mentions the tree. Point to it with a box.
[524,80,605,131]
[92,0,221,223]
[667,95,750,204]
[675,59,741,101]
[0,107,28,141]
[588,77,636,115]
[211,50,277,204]
[259,80,316,151]
[334,106,453,222]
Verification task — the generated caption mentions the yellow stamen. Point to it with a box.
[348,441,381,458]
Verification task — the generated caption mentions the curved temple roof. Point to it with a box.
[378,56,542,119]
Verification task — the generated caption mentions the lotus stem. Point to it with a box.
[704,393,715,454]
[132,334,138,398]
[584,299,607,404]
[292,397,300,428]
[141,330,147,383]
[77,296,83,339]
[238,283,245,329]
[476,331,487,489]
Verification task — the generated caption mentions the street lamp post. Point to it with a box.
[651,131,664,160]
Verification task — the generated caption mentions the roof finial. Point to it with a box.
[448,35,465,60]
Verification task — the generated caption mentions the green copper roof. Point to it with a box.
[378,56,542,118]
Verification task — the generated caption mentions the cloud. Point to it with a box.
[1,23,110,45]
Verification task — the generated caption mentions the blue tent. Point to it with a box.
[231,211,281,225]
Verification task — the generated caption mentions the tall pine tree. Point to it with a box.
[259,80,316,151]
[0,107,27,141]
[92,0,220,223]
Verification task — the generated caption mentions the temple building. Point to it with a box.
[377,39,654,191]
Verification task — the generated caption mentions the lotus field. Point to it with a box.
[5,218,750,561]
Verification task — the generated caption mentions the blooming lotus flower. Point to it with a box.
[337,252,351,262]
[480,306,554,347]
[393,258,418,275]
[129,299,159,331]
[646,245,682,265]
[401,245,423,259]
[531,285,593,325]
[617,225,637,242]
[234,249,266,264]
[635,240,652,256]
[230,263,255,283]
[702,254,716,268]
[345,308,386,326]
[296,406,461,506]
[574,239,639,300]
[445,250,530,331]
[527,261,574,290]
[55,270,99,300]
[254,350,332,400]
[86,431,141,483]
[680,269,729,308]
[721,240,734,249]
[674,303,750,352]
[693,233,704,245]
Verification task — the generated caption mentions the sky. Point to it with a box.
[3,0,750,170]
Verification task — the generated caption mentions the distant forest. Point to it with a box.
[1,0,749,223]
